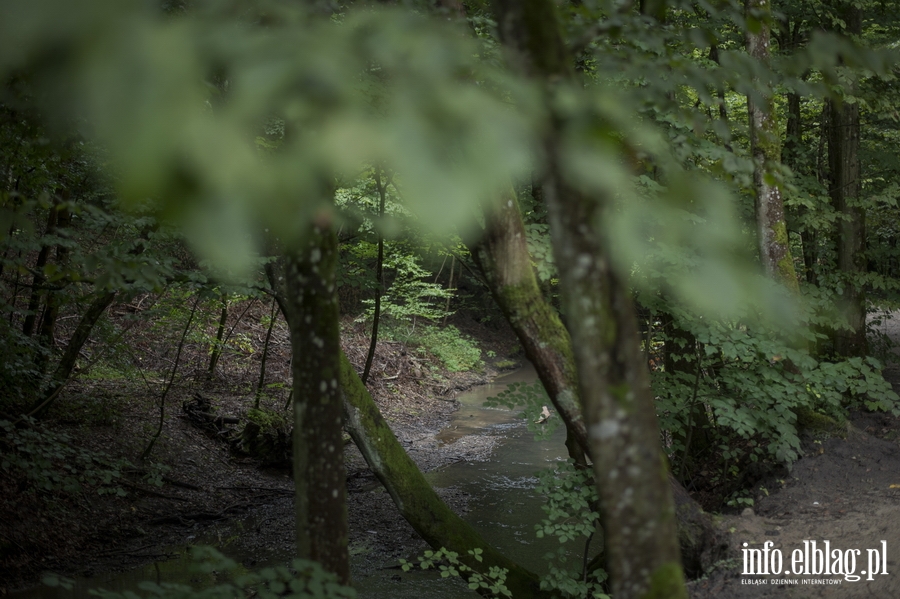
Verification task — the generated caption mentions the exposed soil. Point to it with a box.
[688,314,900,598]
[0,305,522,595]
[5,302,900,598]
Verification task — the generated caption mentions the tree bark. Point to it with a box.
[340,350,552,598]
[491,2,689,596]
[828,2,865,357]
[746,0,801,293]
[281,223,350,583]
[469,186,588,467]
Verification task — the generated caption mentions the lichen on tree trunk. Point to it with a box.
[745,0,801,294]
[282,223,349,583]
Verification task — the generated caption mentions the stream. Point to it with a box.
[14,366,575,599]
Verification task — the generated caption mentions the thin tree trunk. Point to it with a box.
[22,206,58,337]
[206,294,228,381]
[255,296,279,409]
[32,228,156,415]
[281,224,349,582]
[442,255,454,325]
[746,0,801,292]
[29,290,117,416]
[340,350,552,598]
[142,292,200,460]
[34,203,71,376]
[784,90,820,288]
[663,313,712,475]
[362,169,387,386]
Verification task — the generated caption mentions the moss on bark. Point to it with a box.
[339,351,555,598]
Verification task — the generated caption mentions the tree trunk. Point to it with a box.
[362,169,387,386]
[22,205,57,337]
[663,313,712,477]
[280,224,349,583]
[469,186,588,467]
[828,2,865,357]
[746,0,800,293]
[471,177,723,580]
[491,3,689,595]
[142,292,200,461]
[29,290,117,417]
[339,350,552,598]
[206,294,228,380]
[255,296,279,409]
[34,202,71,376]
[545,177,687,599]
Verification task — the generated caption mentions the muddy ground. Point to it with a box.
[0,308,521,594]
[688,313,900,598]
[5,305,900,598]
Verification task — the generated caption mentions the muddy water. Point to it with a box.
[429,364,570,574]
[15,366,574,599]
[354,365,574,597]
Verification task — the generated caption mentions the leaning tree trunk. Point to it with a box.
[469,186,588,467]
[28,290,117,417]
[746,0,801,293]
[280,223,349,583]
[340,351,552,599]
[491,2,688,596]
[828,2,865,357]
[472,181,722,579]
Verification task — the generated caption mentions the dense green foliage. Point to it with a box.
[2,0,900,596]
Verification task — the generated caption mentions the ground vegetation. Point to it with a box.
[1,0,900,598]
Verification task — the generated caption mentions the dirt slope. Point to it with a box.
[689,315,900,598]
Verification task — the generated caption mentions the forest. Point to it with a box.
[1,0,900,598]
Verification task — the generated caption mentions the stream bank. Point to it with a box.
[0,313,525,595]
[8,363,562,599]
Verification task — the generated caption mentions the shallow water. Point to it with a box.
[15,365,578,599]
[350,364,577,597]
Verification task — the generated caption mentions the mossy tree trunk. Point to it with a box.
[746,0,801,293]
[471,163,722,581]
[339,350,552,598]
[469,186,588,467]
[491,2,689,596]
[280,223,350,583]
